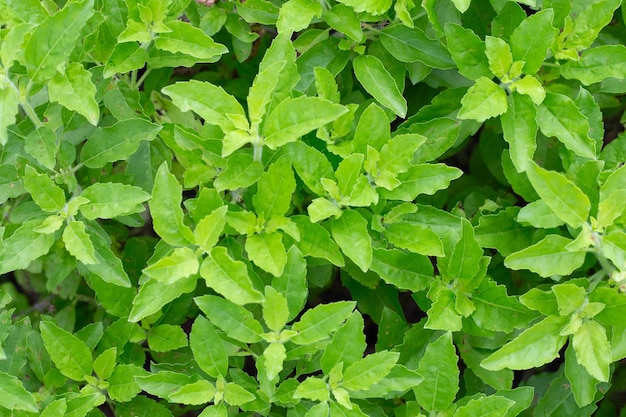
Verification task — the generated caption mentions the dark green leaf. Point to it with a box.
[40,320,93,381]
[80,119,161,168]
[414,332,459,412]
[195,295,264,343]
[380,25,454,68]
[444,23,491,80]
[24,0,95,82]
[149,162,195,246]
[353,55,407,117]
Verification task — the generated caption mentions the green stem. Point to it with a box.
[9,79,44,128]
[253,143,263,163]
[134,68,152,89]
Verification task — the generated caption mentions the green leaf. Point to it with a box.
[286,141,334,196]
[108,364,145,402]
[343,351,399,391]
[505,234,586,277]
[559,0,620,54]
[353,55,407,117]
[501,93,537,172]
[308,197,343,223]
[379,163,462,201]
[444,24,491,80]
[40,320,93,381]
[83,226,132,288]
[277,0,323,34]
[533,369,597,416]
[144,247,199,284]
[453,395,515,417]
[23,165,65,212]
[253,155,296,219]
[149,162,195,246]
[202,245,264,304]
[162,80,247,133]
[481,315,569,371]
[80,182,150,220]
[40,398,66,417]
[24,0,95,82]
[445,218,483,284]
[154,20,228,60]
[380,25,454,69]
[103,42,149,77]
[190,316,228,378]
[564,344,598,408]
[80,119,161,168]
[485,36,513,78]
[148,324,188,353]
[425,284,463,331]
[194,206,228,254]
[333,153,362,196]
[472,279,538,333]
[135,371,195,401]
[24,126,56,171]
[352,103,391,155]
[0,219,55,275]
[516,200,564,228]
[272,246,308,321]
[294,377,329,402]
[224,382,256,406]
[526,161,590,228]
[129,275,197,322]
[414,332,459,412]
[385,222,444,257]
[561,45,626,85]
[169,380,216,405]
[458,77,508,122]
[93,347,117,380]
[63,220,98,265]
[48,62,99,125]
[0,86,20,146]
[323,4,364,43]
[263,96,348,149]
[247,60,286,128]
[291,301,355,345]
[0,371,39,412]
[553,283,586,316]
[572,320,611,382]
[370,248,432,292]
[331,210,372,272]
[215,153,263,192]
[263,342,287,381]
[509,9,557,74]
[195,294,264,343]
[263,286,290,332]
[603,231,626,271]
[245,232,288,277]
[475,208,534,256]
[536,92,596,159]
[377,133,426,175]
[335,0,392,15]
[320,311,366,374]
[512,75,545,105]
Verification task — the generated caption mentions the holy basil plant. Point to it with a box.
[1,0,626,416]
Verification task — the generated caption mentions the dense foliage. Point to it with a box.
[1,0,626,416]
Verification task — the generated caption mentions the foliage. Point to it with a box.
[1,0,626,416]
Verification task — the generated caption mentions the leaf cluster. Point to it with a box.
[1,0,626,416]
